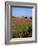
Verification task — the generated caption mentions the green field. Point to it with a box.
[11,21,32,38]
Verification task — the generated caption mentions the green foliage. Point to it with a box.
[30,16,32,19]
[11,21,32,38]
[24,16,27,18]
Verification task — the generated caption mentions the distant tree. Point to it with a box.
[30,16,32,19]
[24,16,27,19]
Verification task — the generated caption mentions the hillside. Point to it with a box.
[11,16,32,27]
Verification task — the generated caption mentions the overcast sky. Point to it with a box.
[12,7,32,17]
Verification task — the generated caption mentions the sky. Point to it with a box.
[12,7,32,17]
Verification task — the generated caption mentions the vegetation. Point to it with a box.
[11,20,32,38]
[30,16,32,19]
[24,16,27,18]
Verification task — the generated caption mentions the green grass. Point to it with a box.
[11,21,32,38]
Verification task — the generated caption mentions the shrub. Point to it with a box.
[30,16,32,19]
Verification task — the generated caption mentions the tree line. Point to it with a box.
[22,16,32,19]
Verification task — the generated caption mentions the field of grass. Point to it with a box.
[11,16,32,38]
